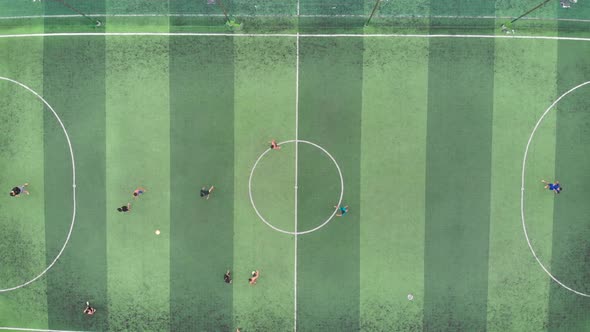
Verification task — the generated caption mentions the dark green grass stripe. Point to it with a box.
[168,0,225,28]
[169,36,234,331]
[423,9,495,328]
[169,0,223,14]
[547,38,590,331]
[298,0,365,32]
[43,32,107,330]
[43,0,104,16]
[299,0,364,15]
[106,0,168,15]
[297,37,362,331]
[429,0,494,16]
[556,0,590,21]
[42,0,104,29]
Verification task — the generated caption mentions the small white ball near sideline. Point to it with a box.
[155,229,161,235]
[407,294,414,301]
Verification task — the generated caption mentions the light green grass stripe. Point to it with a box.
[105,0,169,31]
[233,37,296,331]
[359,37,428,331]
[486,38,558,332]
[0,38,48,329]
[105,34,170,330]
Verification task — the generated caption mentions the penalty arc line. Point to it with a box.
[521,80,590,297]
[0,77,77,293]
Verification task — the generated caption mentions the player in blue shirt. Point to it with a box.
[542,180,562,194]
[133,186,147,199]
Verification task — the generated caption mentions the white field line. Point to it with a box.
[0,77,77,293]
[293,31,300,332]
[0,327,88,332]
[0,28,587,332]
[1,32,590,42]
[2,13,590,24]
[520,80,590,297]
[248,140,343,235]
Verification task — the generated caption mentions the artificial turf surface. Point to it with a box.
[0,1,590,331]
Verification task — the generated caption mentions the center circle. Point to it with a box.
[0,77,77,293]
[248,140,344,235]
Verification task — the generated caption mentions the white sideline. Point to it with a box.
[1,32,590,42]
[0,327,88,332]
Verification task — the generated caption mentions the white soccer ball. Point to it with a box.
[407,294,414,300]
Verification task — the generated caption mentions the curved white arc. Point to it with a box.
[0,76,77,292]
[521,80,590,297]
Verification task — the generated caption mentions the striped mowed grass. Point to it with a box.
[1,21,590,332]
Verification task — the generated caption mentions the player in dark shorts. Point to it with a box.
[133,186,147,199]
[249,270,260,285]
[335,205,349,217]
[200,185,215,200]
[224,270,232,284]
[542,180,562,194]
[9,183,29,197]
[117,203,131,212]
[83,301,96,315]
[270,139,281,150]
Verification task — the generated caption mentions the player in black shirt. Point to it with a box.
[117,203,131,212]
[200,185,215,200]
[9,183,29,197]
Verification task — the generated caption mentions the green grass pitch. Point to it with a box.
[1,0,590,331]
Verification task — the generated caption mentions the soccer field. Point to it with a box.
[1,1,590,331]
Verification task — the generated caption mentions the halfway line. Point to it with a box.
[293,30,300,332]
